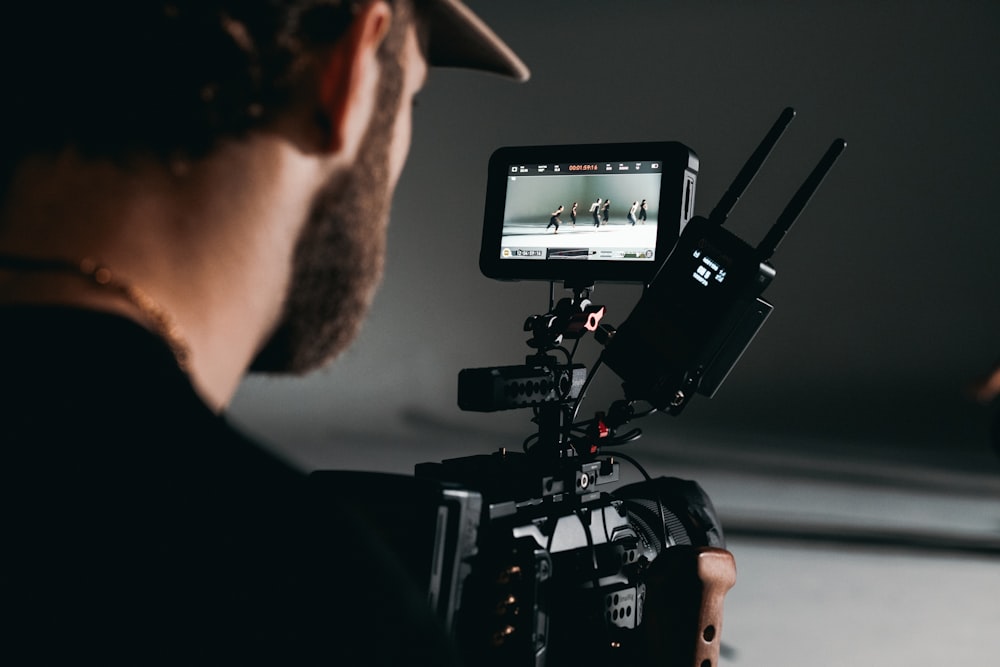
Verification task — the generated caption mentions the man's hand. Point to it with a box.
[970,361,1000,404]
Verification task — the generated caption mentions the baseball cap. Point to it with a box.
[420,0,530,82]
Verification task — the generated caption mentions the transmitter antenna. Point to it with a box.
[756,138,847,261]
[708,106,796,226]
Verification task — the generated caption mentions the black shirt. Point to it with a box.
[0,306,457,665]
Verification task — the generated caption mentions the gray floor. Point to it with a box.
[643,430,1000,666]
[245,412,1000,667]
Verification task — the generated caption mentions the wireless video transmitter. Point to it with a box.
[601,108,846,414]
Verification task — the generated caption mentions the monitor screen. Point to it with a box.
[480,142,698,283]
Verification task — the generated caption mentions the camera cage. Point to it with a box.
[425,108,845,665]
[313,109,845,667]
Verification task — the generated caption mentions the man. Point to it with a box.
[0,0,527,663]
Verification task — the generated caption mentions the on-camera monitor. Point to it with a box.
[479,142,699,284]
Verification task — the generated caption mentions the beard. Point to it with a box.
[249,44,405,374]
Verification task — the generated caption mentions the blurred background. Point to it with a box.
[231,1,1000,664]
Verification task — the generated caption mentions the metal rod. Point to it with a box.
[708,106,796,225]
[757,138,847,261]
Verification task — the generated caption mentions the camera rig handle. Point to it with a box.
[640,546,737,667]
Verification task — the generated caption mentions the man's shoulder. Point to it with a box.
[0,306,459,664]
[0,304,301,490]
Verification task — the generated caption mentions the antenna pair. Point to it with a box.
[709,106,846,261]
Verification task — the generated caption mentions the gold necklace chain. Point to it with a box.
[0,253,191,372]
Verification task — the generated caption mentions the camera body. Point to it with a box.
[415,450,725,666]
[424,111,842,665]
[310,461,726,667]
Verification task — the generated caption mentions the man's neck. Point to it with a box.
[0,140,331,411]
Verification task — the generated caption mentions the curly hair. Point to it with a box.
[0,0,396,161]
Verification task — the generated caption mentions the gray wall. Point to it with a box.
[231,0,1000,464]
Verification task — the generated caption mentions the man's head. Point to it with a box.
[0,0,526,381]
[1,0,525,164]
[250,0,527,373]
[251,0,420,372]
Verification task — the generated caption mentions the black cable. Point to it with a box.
[545,516,558,553]
[568,336,581,360]
[550,345,573,366]
[603,452,671,551]
[571,358,603,422]
[630,404,658,419]
[602,451,651,482]
[607,428,643,446]
[574,510,603,597]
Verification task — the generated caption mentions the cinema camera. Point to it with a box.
[313,109,844,667]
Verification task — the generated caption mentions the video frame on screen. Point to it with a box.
[499,164,663,262]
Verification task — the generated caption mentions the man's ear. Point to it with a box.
[316,1,393,157]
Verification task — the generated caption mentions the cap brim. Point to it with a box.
[421,0,530,82]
